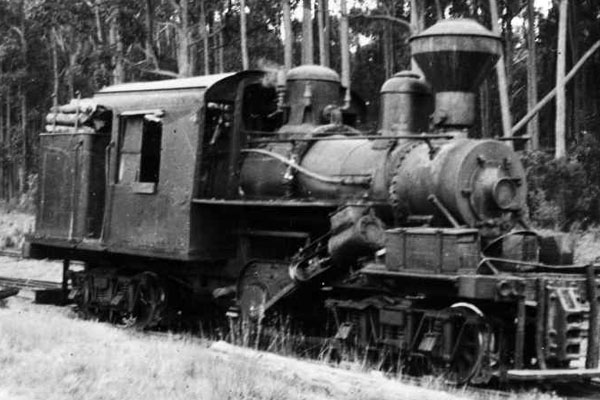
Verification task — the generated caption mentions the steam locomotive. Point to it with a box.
[25,18,600,384]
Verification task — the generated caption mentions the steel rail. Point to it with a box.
[0,276,61,291]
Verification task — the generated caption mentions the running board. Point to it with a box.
[507,368,600,381]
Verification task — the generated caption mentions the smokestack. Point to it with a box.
[410,19,501,129]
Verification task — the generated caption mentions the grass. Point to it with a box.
[0,299,306,400]
[0,295,565,400]
[0,298,483,400]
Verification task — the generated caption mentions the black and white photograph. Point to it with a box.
[1,0,600,398]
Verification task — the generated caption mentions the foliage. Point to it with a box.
[521,133,600,230]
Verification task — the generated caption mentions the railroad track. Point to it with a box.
[0,276,62,291]
[0,248,64,299]
[0,248,22,258]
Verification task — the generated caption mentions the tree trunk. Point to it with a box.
[94,0,104,44]
[68,47,78,100]
[568,3,580,141]
[18,84,25,195]
[434,0,443,20]
[174,0,192,77]
[200,0,210,75]
[144,0,159,67]
[282,0,293,70]
[504,6,513,92]
[383,23,393,79]
[0,90,3,146]
[52,28,59,108]
[382,0,394,79]
[6,88,11,201]
[555,0,568,159]
[339,0,350,106]
[0,85,4,200]
[317,0,325,66]
[109,7,125,83]
[410,0,424,75]
[526,0,540,150]
[302,0,314,65]
[323,0,330,67]
[240,0,249,69]
[19,0,27,194]
[217,11,225,73]
[489,0,512,142]
[317,0,329,67]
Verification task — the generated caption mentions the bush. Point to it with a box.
[521,134,600,230]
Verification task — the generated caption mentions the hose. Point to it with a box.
[241,148,371,186]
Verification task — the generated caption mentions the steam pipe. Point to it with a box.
[240,148,371,186]
[247,134,454,144]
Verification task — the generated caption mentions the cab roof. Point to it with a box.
[97,72,237,94]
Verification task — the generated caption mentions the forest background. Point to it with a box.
[0,0,599,230]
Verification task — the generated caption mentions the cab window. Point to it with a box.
[117,114,162,189]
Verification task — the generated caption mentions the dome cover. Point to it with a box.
[286,65,341,82]
[380,71,432,94]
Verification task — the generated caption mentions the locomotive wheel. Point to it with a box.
[434,303,490,385]
[117,273,164,330]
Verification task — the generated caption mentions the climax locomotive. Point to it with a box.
[26,18,600,384]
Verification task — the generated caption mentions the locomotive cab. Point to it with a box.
[28,71,281,261]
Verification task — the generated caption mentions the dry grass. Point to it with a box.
[0,298,309,400]
[0,298,489,400]
[0,296,564,400]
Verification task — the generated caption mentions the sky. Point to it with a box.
[293,0,554,19]
[287,0,555,49]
